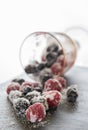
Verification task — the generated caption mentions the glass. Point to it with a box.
[65,26,88,67]
[19,31,77,82]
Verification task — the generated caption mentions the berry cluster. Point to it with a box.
[6,77,78,123]
[24,43,65,78]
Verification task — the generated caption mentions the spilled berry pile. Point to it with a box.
[6,42,78,127]
[24,43,65,79]
[6,77,78,125]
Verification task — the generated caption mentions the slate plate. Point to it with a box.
[0,67,88,130]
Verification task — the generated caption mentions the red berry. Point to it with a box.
[20,81,41,92]
[44,79,62,92]
[57,55,64,66]
[22,81,33,87]
[22,81,41,88]
[43,90,61,108]
[56,76,66,88]
[6,83,20,94]
[51,63,62,75]
[25,103,46,122]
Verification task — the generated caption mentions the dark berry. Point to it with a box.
[57,49,63,56]
[46,52,57,62]
[67,86,78,103]
[25,64,38,74]
[40,72,53,84]
[12,78,25,85]
[33,87,42,93]
[13,98,30,118]
[47,44,59,52]
[37,63,46,70]
[22,87,32,95]
[46,52,57,67]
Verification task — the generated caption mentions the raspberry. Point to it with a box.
[51,63,62,75]
[25,103,46,122]
[43,90,61,108]
[22,81,33,87]
[6,82,20,94]
[44,79,62,92]
[57,55,64,66]
[56,76,66,88]
[22,81,41,88]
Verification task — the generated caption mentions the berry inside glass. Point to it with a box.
[20,32,77,83]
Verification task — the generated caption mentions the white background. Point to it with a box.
[0,0,88,83]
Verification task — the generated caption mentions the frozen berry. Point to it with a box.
[22,87,32,95]
[31,96,48,110]
[66,85,78,103]
[22,81,41,88]
[20,81,34,92]
[56,76,66,88]
[6,83,20,94]
[57,55,64,66]
[25,103,46,122]
[12,78,25,85]
[40,72,53,84]
[43,90,61,108]
[46,52,57,67]
[57,49,63,56]
[33,87,42,93]
[13,98,30,118]
[25,64,38,74]
[47,44,59,52]
[37,63,46,70]
[51,63,62,75]
[44,79,62,92]
[25,90,41,101]
[8,90,22,104]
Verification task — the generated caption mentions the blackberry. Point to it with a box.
[40,72,53,85]
[33,86,43,93]
[13,98,30,118]
[25,64,38,74]
[47,44,59,52]
[46,52,57,67]
[12,78,25,85]
[57,49,63,56]
[22,87,32,95]
[67,86,78,103]
[37,63,46,70]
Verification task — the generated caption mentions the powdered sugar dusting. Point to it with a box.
[30,111,37,122]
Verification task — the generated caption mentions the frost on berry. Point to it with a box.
[6,82,20,94]
[25,103,46,123]
[44,78,62,92]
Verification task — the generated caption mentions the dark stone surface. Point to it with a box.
[0,67,88,130]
